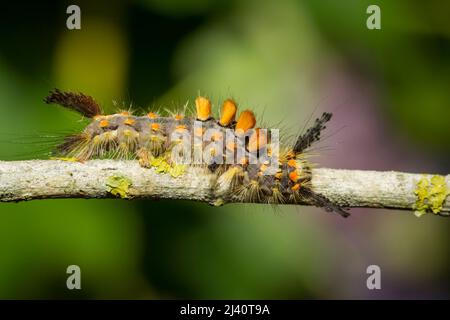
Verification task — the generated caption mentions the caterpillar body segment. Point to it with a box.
[45,89,350,217]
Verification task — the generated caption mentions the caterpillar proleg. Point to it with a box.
[44,89,350,217]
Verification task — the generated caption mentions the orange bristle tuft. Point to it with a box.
[124,118,135,125]
[287,159,297,167]
[289,171,299,182]
[174,114,184,121]
[195,96,212,121]
[235,110,256,133]
[151,123,160,131]
[148,112,158,119]
[99,119,109,128]
[291,183,301,191]
[219,99,237,126]
[176,125,188,132]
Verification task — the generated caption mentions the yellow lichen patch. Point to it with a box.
[106,175,132,199]
[212,198,225,207]
[413,176,429,217]
[150,156,186,178]
[150,156,169,172]
[168,164,186,178]
[414,175,450,217]
[49,157,79,162]
[429,176,449,214]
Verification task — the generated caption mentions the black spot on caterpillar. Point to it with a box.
[44,89,350,218]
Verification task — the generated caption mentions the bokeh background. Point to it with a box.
[0,0,449,299]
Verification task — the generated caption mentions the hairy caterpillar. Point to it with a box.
[44,89,350,217]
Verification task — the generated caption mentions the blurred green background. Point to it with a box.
[0,0,449,299]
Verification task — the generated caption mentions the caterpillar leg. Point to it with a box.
[136,148,152,168]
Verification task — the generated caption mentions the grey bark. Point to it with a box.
[0,160,448,216]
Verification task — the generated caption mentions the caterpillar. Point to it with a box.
[44,89,350,217]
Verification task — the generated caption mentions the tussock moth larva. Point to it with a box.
[44,89,350,217]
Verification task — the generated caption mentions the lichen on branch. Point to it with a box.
[0,160,448,217]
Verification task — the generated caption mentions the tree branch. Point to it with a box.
[0,160,448,216]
